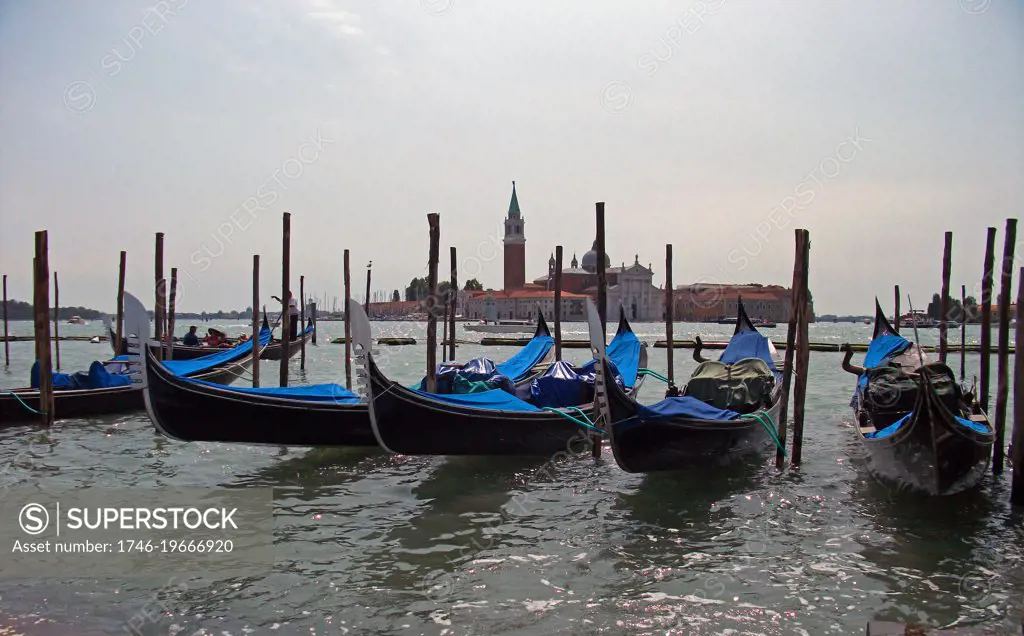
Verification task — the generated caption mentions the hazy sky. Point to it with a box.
[1,0,1021,315]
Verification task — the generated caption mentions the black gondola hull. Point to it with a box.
[365,354,593,457]
[0,386,144,426]
[604,359,781,473]
[144,347,375,447]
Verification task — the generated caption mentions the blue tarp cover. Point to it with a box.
[412,387,542,412]
[530,360,598,409]
[607,328,642,389]
[636,395,741,422]
[185,378,360,403]
[419,357,516,395]
[719,330,778,373]
[864,412,991,438]
[863,333,912,369]
[495,334,554,382]
[164,327,271,377]
[31,361,132,390]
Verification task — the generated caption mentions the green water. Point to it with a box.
[0,319,1021,635]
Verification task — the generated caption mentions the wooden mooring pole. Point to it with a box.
[167,268,177,358]
[791,229,811,467]
[280,212,291,388]
[155,232,164,360]
[2,274,8,367]
[1011,267,1023,506]
[960,284,967,382]
[364,263,372,316]
[775,231,805,469]
[300,274,306,371]
[894,284,901,332]
[980,227,997,412]
[939,231,952,363]
[343,249,352,389]
[554,246,563,361]
[665,244,674,391]
[34,231,54,426]
[115,251,126,356]
[594,202,607,459]
[449,247,457,361]
[252,255,260,388]
[52,271,60,371]
[993,218,1016,475]
[442,294,450,359]
[425,213,441,393]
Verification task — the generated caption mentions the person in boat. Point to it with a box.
[182,325,200,347]
[205,328,227,347]
[271,293,301,339]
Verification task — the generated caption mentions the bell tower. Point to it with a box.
[503,181,526,290]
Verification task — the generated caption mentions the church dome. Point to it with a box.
[580,240,610,273]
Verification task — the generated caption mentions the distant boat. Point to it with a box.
[463,319,536,334]
[717,316,777,329]
[67,315,87,325]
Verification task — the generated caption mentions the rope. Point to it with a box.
[638,368,670,384]
[741,410,786,457]
[1,391,43,415]
[542,406,606,435]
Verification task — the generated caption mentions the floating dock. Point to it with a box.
[1,335,107,342]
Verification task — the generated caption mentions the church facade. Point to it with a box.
[465,183,663,322]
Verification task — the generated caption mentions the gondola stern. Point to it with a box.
[347,298,395,453]
[735,298,756,335]
[534,310,551,338]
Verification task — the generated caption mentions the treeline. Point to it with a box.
[2,299,257,322]
[404,277,484,301]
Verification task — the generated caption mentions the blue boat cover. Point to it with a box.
[419,357,516,395]
[528,360,607,409]
[719,330,778,373]
[495,333,554,382]
[863,333,912,369]
[635,395,741,422]
[164,327,271,377]
[412,387,542,412]
[185,378,360,403]
[606,328,642,389]
[864,412,991,439]
[31,361,132,390]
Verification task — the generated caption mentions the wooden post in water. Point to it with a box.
[554,246,563,361]
[980,227,997,413]
[993,218,1017,475]
[300,275,306,371]
[364,263,372,315]
[115,251,126,356]
[938,231,952,363]
[665,244,674,390]
[791,229,811,467]
[33,231,54,426]
[167,268,177,358]
[442,295,450,359]
[594,202,607,458]
[449,247,457,361]
[280,212,292,388]
[960,284,967,382]
[154,232,164,360]
[52,271,60,371]
[776,230,806,469]
[425,213,441,393]
[252,255,260,388]
[343,249,352,389]
[894,285,901,332]
[2,274,8,367]
[1012,268,1024,506]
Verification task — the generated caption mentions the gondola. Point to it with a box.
[595,301,784,473]
[355,300,647,457]
[840,300,994,495]
[134,298,555,447]
[106,314,313,361]
[0,357,144,426]
[1,310,262,425]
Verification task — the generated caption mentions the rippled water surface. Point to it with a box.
[1,319,1021,635]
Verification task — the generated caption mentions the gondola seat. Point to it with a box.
[683,358,775,413]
